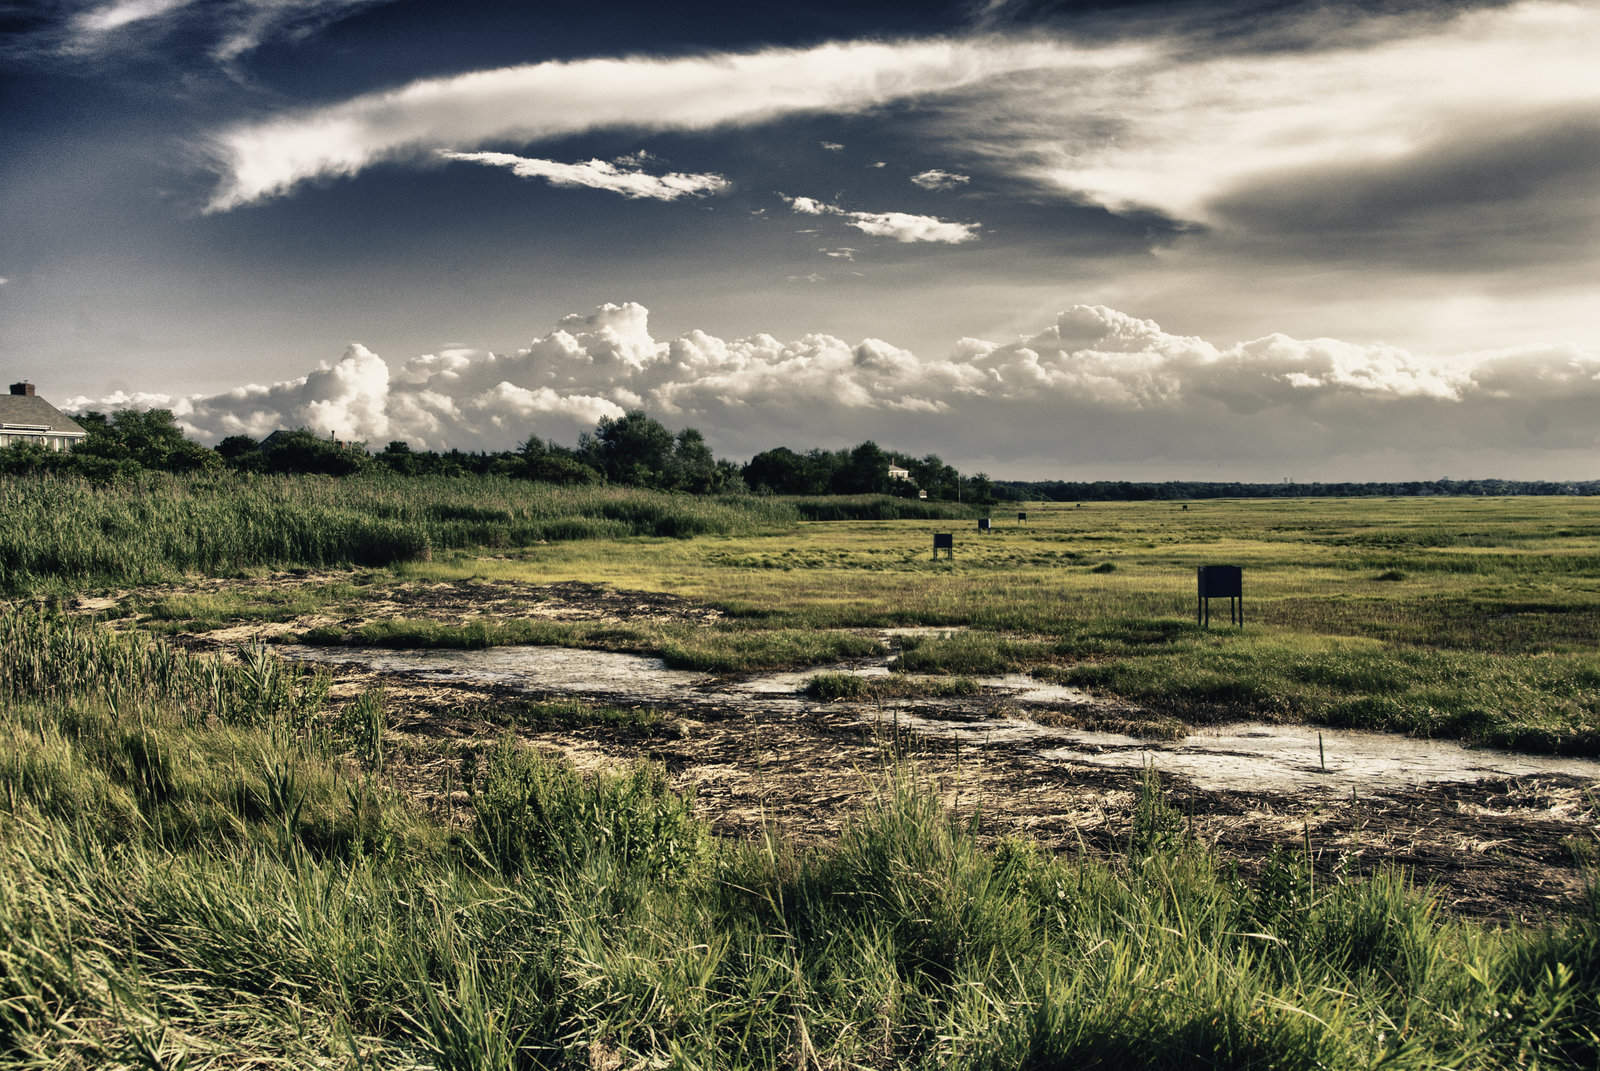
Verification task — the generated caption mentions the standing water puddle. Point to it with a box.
[280,644,1600,795]
[1034,726,1600,793]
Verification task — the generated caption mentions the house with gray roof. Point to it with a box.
[0,382,88,451]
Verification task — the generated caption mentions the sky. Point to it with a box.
[2,0,1598,480]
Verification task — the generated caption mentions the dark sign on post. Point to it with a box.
[1017,512,1028,523]
[978,518,992,532]
[933,533,954,560]
[1197,566,1243,627]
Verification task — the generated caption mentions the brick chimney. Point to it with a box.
[9,381,35,396]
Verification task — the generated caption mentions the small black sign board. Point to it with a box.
[978,517,992,532]
[1017,512,1028,523]
[1197,565,1243,627]
[932,533,954,560]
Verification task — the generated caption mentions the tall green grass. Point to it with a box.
[0,472,798,593]
[4,727,1598,1067]
[787,494,981,521]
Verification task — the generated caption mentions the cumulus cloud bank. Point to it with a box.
[782,195,979,243]
[68,303,1600,479]
[440,151,731,201]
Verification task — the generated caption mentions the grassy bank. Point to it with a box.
[3,613,1599,1068]
[0,472,797,594]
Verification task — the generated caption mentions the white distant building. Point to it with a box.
[886,464,911,481]
[0,382,87,451]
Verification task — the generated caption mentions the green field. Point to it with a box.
[3,475,1600,1067]
[290,495,1596,753]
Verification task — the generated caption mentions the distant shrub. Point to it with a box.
[1091,561,1118,573]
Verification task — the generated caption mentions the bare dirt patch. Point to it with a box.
[82,572,724,646]
[298,651,1599,923]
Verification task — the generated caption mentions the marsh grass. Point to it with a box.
[2,616,1599,1067]
[786,494,980,521]
[134,581,373,632]
[19,488,1600,748]
[381,496,1600,750]
[0,472,796,594]
[1048,632,1600,752]
[804,672,982,700]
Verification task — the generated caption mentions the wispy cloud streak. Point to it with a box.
[439,151,731,200]
[202,36,1146,210]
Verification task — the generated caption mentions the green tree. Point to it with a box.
[260,430,370,476]
[669,428,719,493]
[833,441,890,495]
[75,409,219,472]
[377,440,418,476]
[582,411,677,487]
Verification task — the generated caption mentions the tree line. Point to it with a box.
[4,407,1591,500]
[0,407,997,501]
[999,478,1600,500]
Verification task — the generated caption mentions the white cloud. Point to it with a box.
[819,141,845,151]
[72,0,194,35]
[782,194,980,244]
[787,273,826,284]
[933,2,1600,224]
[47,0,385,66]
[785,196,830,215]
[68,301,1600,478]
[820,248,856,260]
[202,36,1147,210]
[910,169,970,190]
[439,151,731,201]
[843,210,978,243]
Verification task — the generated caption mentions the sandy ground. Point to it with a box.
[83,573,1600,921]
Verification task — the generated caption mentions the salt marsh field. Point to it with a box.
[6,476,1600,1067]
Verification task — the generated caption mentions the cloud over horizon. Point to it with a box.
[66,302,1600,481]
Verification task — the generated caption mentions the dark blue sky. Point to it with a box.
[2,0,1596,478]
